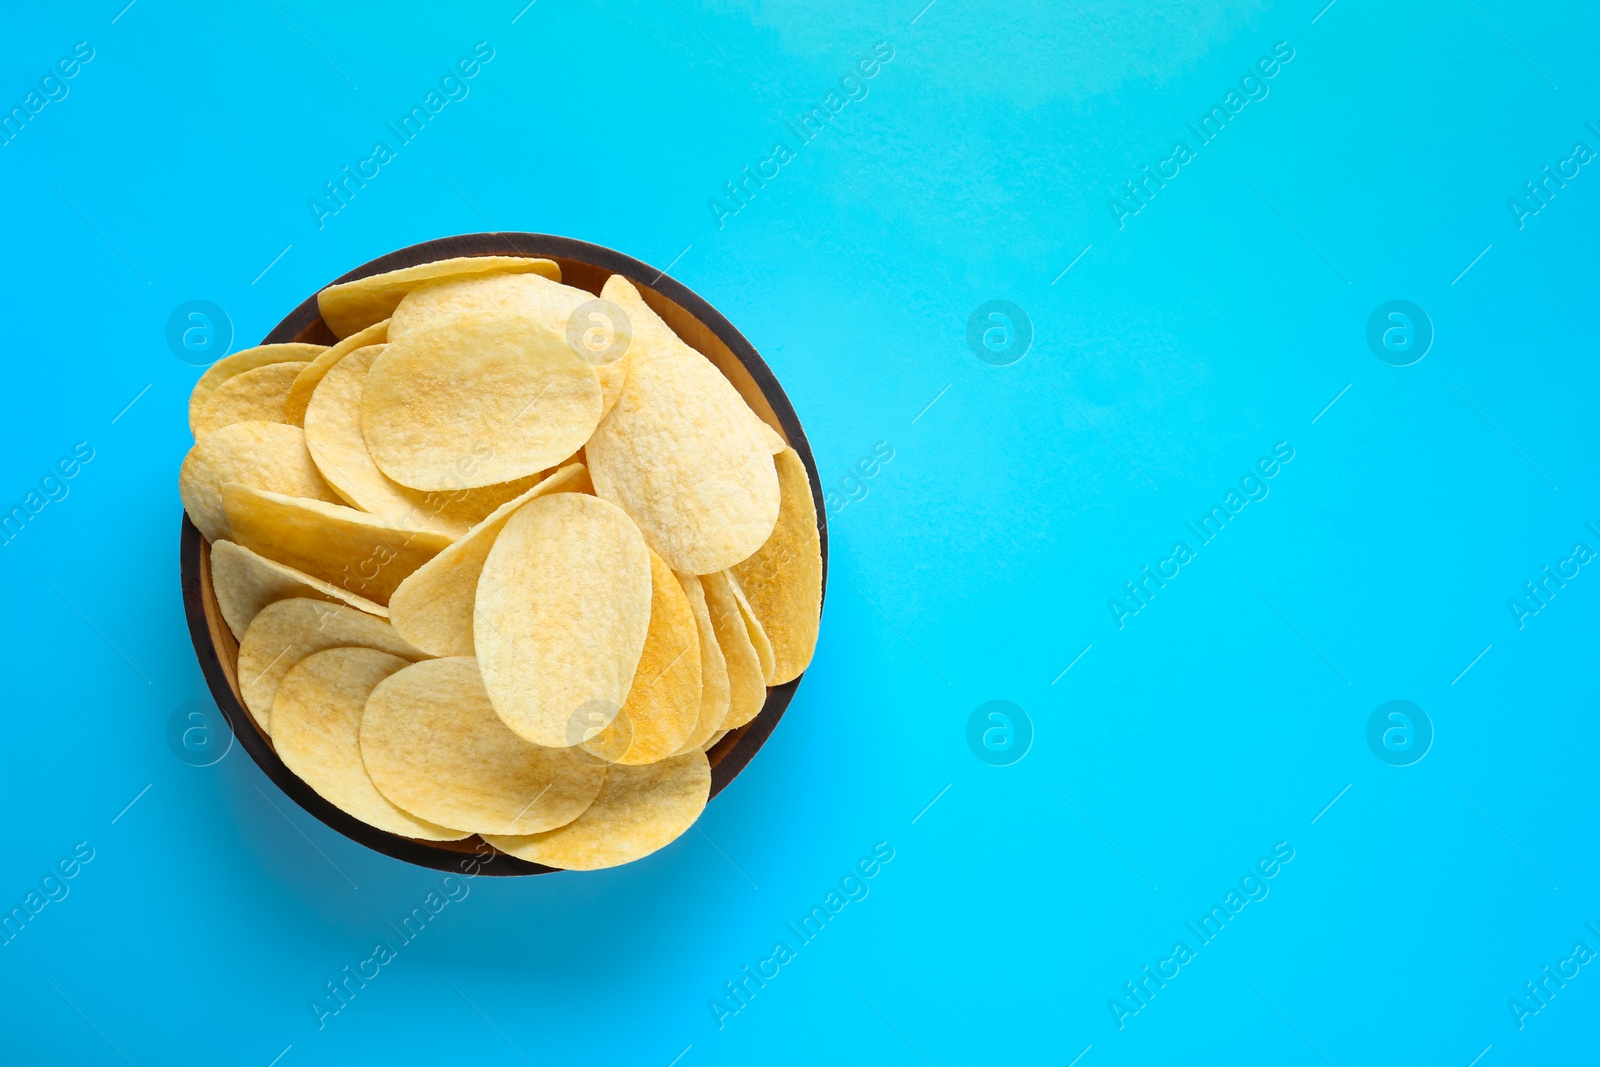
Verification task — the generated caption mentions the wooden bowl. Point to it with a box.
[180,233,827,876]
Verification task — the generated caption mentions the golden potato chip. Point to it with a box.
[586,278,782,574]
[188,343,326,435]
[702,570,767,729]
[582,548,701,765]
[390,270,583,337]
[475,493,652,748]
[704,729,730,751]
[361,658,607,835]
[179,421,339,542]
[389,271,629,417]
[387,271,630,415]
[670,572,730,755]
[210,539,387,640]
[595,277,781,456]
[361,313,601,491]
[194,362,308,439]
[483,751,710,870]
[272,646,467,840]
[221,483,451,604]
[237,598,422,733]
[728,448,822,684]
[387,464,587,657]
[726,571,776,684]
[603,276,784,459]
[283,319,388,425]
[304,344,545,538]
[316,255,560,338]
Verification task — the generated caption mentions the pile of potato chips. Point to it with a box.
[179,255,822,871]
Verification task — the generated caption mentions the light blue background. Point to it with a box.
[2,1,1597,1063]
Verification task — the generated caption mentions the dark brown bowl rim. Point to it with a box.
[179,232,827,876]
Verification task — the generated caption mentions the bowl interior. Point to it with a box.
[182,234,825,876]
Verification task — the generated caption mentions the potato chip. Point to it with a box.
[283,319,388,426]
[389,271,631,417]
[316,255,560,338]
[704,729,730,751]
[236,598,422,732]
[387,464,587,657]
[389,270,586,339]
[384,271,627,425]
[272,647,466,840]
[728,448,822,684]
[361,312,601,490]
[419,275,636,422]
[210,539,387,640]
[582,548,701,765]
[701,570,767,729]
[194,362,307,439]
[670,572,730,755]
[483,751,710,870]
[361,658,607,835]
[592,279,765,443]
[475,493,652,748]
[221,483,451,604]
[180,421,339,542]
[586,278,782,574]
[304,344,546,538]
[726,571,776,684]
[604,276,785,459]
[189,343,326,436]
